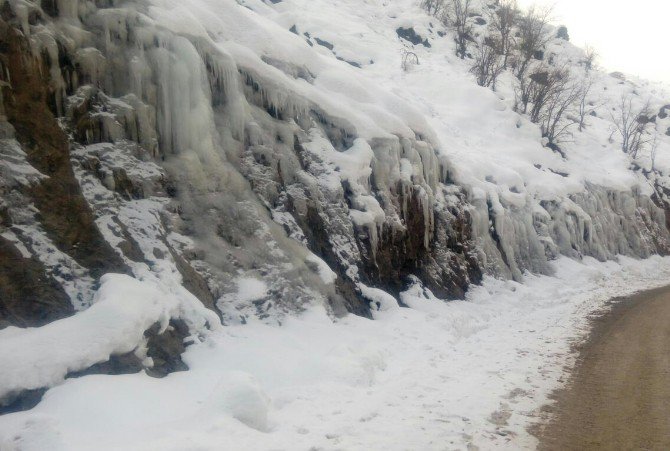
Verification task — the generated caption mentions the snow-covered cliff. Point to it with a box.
[3,0,669,324]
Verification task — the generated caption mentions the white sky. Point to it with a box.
[516,0,670,83]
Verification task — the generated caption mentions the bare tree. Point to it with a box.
[514,66,565,122]
[488,0,518,69]
[514,69,532,114]
[577,75,596,132]
[611,93,653,158]
[650,129,660,170]
[582,45,598,72]
[421,0,447,17]
[513,65,583,146]
[540,72,582,144]
[572,48,602,131]
[471,38,505,89]
[577,72,607,132]
[515,5,552,78]
[423,0,475,59]
[445,0,474,59]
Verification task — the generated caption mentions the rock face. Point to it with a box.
[0,12,128,327]
[0,0,669,336]
[0,237,72,328]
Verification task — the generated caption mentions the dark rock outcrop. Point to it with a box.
[0,13,129,327]
[396,27,431,47]
[0,237,73,328]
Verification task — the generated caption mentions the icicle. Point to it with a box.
[240,69,310,125]
[56,0,79,20]
[75,47,106,87]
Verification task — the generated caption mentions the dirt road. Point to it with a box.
[537,285,670,450]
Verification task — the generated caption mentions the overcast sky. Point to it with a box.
[516,0,670,83]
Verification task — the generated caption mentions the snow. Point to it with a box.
[192,0,670,218]
[359,283,401,317]
[258,0,670,203]
[3,256,670,450]
[0,273,216,401]
[0,138,46,187]
[305,254,338,285]
[235,277,269,303]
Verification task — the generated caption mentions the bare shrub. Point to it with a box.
[582,45,598,72]
[575,74,601,132]
[445,0,474,59]
[515,5,552,78]
[422,0,476,59]
[611,93,654,158]
[488,0,518,69]
[539,72,582,144]
[402,49,420,72]
[514,65,584,146]
[421,0,447,17]
[471,38,504,88]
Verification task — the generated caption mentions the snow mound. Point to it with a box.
[0,273,217,400]
[207,372,271,431]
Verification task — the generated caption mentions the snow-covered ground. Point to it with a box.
[3,255,670,450]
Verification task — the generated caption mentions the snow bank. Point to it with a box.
[3,256,670,450]
[0,273,217,400]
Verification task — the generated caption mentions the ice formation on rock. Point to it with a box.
[1,0,669,332]
[3,0,670,446]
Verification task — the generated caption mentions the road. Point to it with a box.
[537,285,670,450]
